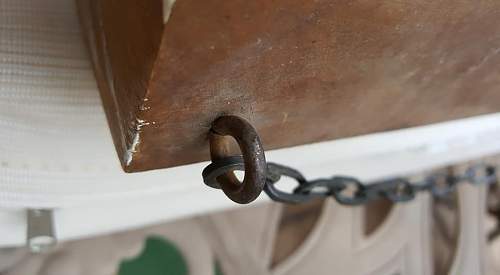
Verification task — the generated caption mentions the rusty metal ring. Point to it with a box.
[204,115,267,204]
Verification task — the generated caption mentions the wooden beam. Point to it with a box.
[78,0,500,172]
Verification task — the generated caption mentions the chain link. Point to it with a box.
[266,162,497,204]
[203,156,498,205]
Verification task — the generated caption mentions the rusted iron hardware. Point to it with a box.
[266,162,497,204]
[204,155,497,205]
[203,117,498,205]
[203,115,267,204]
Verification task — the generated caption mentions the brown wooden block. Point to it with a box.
[78,0,500,172]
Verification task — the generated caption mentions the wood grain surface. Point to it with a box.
[78,0,500,172]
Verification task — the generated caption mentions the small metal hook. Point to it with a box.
[202,115,267,204]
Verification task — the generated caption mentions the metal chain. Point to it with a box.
[203,156,498,205]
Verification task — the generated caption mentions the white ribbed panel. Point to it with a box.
[0,0,225,211]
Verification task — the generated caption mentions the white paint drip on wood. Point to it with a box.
[163,0,177,24]
[124,118,151,166]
